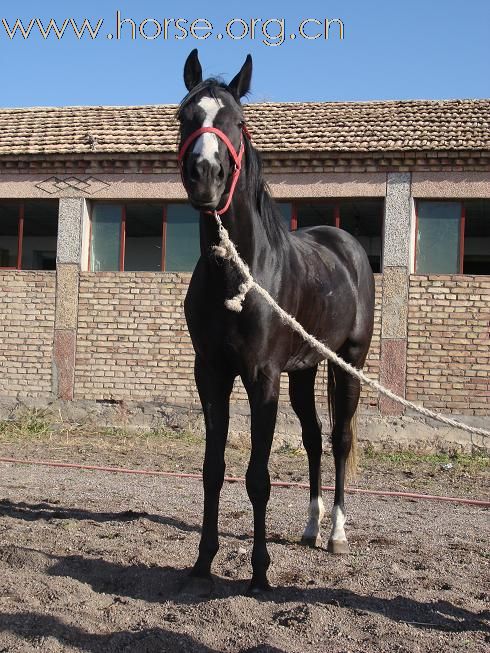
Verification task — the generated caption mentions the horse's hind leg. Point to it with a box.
[327,340,366,554]
[289,366,325,548]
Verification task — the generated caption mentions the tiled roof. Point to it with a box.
[0,99,488,156]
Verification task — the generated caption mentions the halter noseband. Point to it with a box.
[178,125,250,216]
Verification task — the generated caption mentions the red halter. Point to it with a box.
[178,125,249,215]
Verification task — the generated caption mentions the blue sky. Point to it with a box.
[0,0,489,107]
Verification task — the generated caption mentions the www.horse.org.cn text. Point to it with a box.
[0,14,345,46]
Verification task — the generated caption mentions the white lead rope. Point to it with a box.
[212,213,490,440]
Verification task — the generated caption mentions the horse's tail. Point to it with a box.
[327,361,358,481]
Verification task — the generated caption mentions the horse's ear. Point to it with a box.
[183,49,202,91]
[228,54,252,100]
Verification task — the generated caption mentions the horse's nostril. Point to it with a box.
[218,165,225,181]
[189,158,200,182]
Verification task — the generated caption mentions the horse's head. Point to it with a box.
[177,49,252,212]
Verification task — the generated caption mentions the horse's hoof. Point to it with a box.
[246,579,272,597]
[327,539,350,554]
[301,534,322,548]
[180,575,214,598]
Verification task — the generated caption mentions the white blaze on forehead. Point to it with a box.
[193,96,224,163]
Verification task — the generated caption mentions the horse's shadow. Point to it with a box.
[0,497,201,533]
[0,498,283,543]
[0,498,254,542]
[0,611,228,653]
[1,500,489,635]
[47,551,244,604]
[5,542,488,636]
[0,611,288,653]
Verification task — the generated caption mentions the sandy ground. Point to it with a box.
[0,433,488,653]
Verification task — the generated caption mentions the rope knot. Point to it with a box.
[212,245,229,259]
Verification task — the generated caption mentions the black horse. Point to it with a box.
[177,50,375,595]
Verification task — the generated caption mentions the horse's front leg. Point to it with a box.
[243,369,280,595]
[186,355,234,596]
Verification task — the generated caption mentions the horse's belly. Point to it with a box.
[283,342,329,372]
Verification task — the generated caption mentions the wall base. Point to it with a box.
[0,396,487,455]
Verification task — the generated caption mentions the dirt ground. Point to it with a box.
[0,427,488,653]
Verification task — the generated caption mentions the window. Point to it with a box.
[165,204,201,272]
[338,200,383,273]
[297,202,337,229]
[90,202,200,272]
[125,204,163,272]
[415,200,490,274]
[279,199,383,272]
[0,200,58,270]
[276,203,293,230]
[464,200,490,274]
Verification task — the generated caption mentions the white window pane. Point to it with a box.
[416,201,461,274]
[165,204,200,272]
[91,204,121,272]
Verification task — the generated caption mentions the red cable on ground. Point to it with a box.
[0,456,488,507]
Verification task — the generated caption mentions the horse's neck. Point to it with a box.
[199,193,273,271]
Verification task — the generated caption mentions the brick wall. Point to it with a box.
[407,276,490,415]
[7,271,489,418]
[0,271,56,397]
[75,272,382,412]
[75,273,195,404]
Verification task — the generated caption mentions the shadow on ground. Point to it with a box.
[0,498,293,544]
[1,500,489,638]
[0,611,229,653]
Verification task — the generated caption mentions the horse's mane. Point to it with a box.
[243,135,289,246]
[177,79,289,246]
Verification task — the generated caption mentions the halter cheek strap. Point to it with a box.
[178,125,249,216]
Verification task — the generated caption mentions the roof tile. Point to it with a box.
[0,99,488,156]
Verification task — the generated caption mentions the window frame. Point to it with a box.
[287,198,383,272]
[89,201,170,272]
[414,199,468,274]
[0,200,58,271]
[289,198,380,232]
[88,198,384,273]
[288,200,341,232]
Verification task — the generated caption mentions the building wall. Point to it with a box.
[74,272,383,411]
[407,275,490,416]
[0,167,489,430]
[75,272,194,404]
[0,271,56,398]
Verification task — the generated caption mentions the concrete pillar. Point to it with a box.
[379,173,412,415]
[53,198,85,400]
